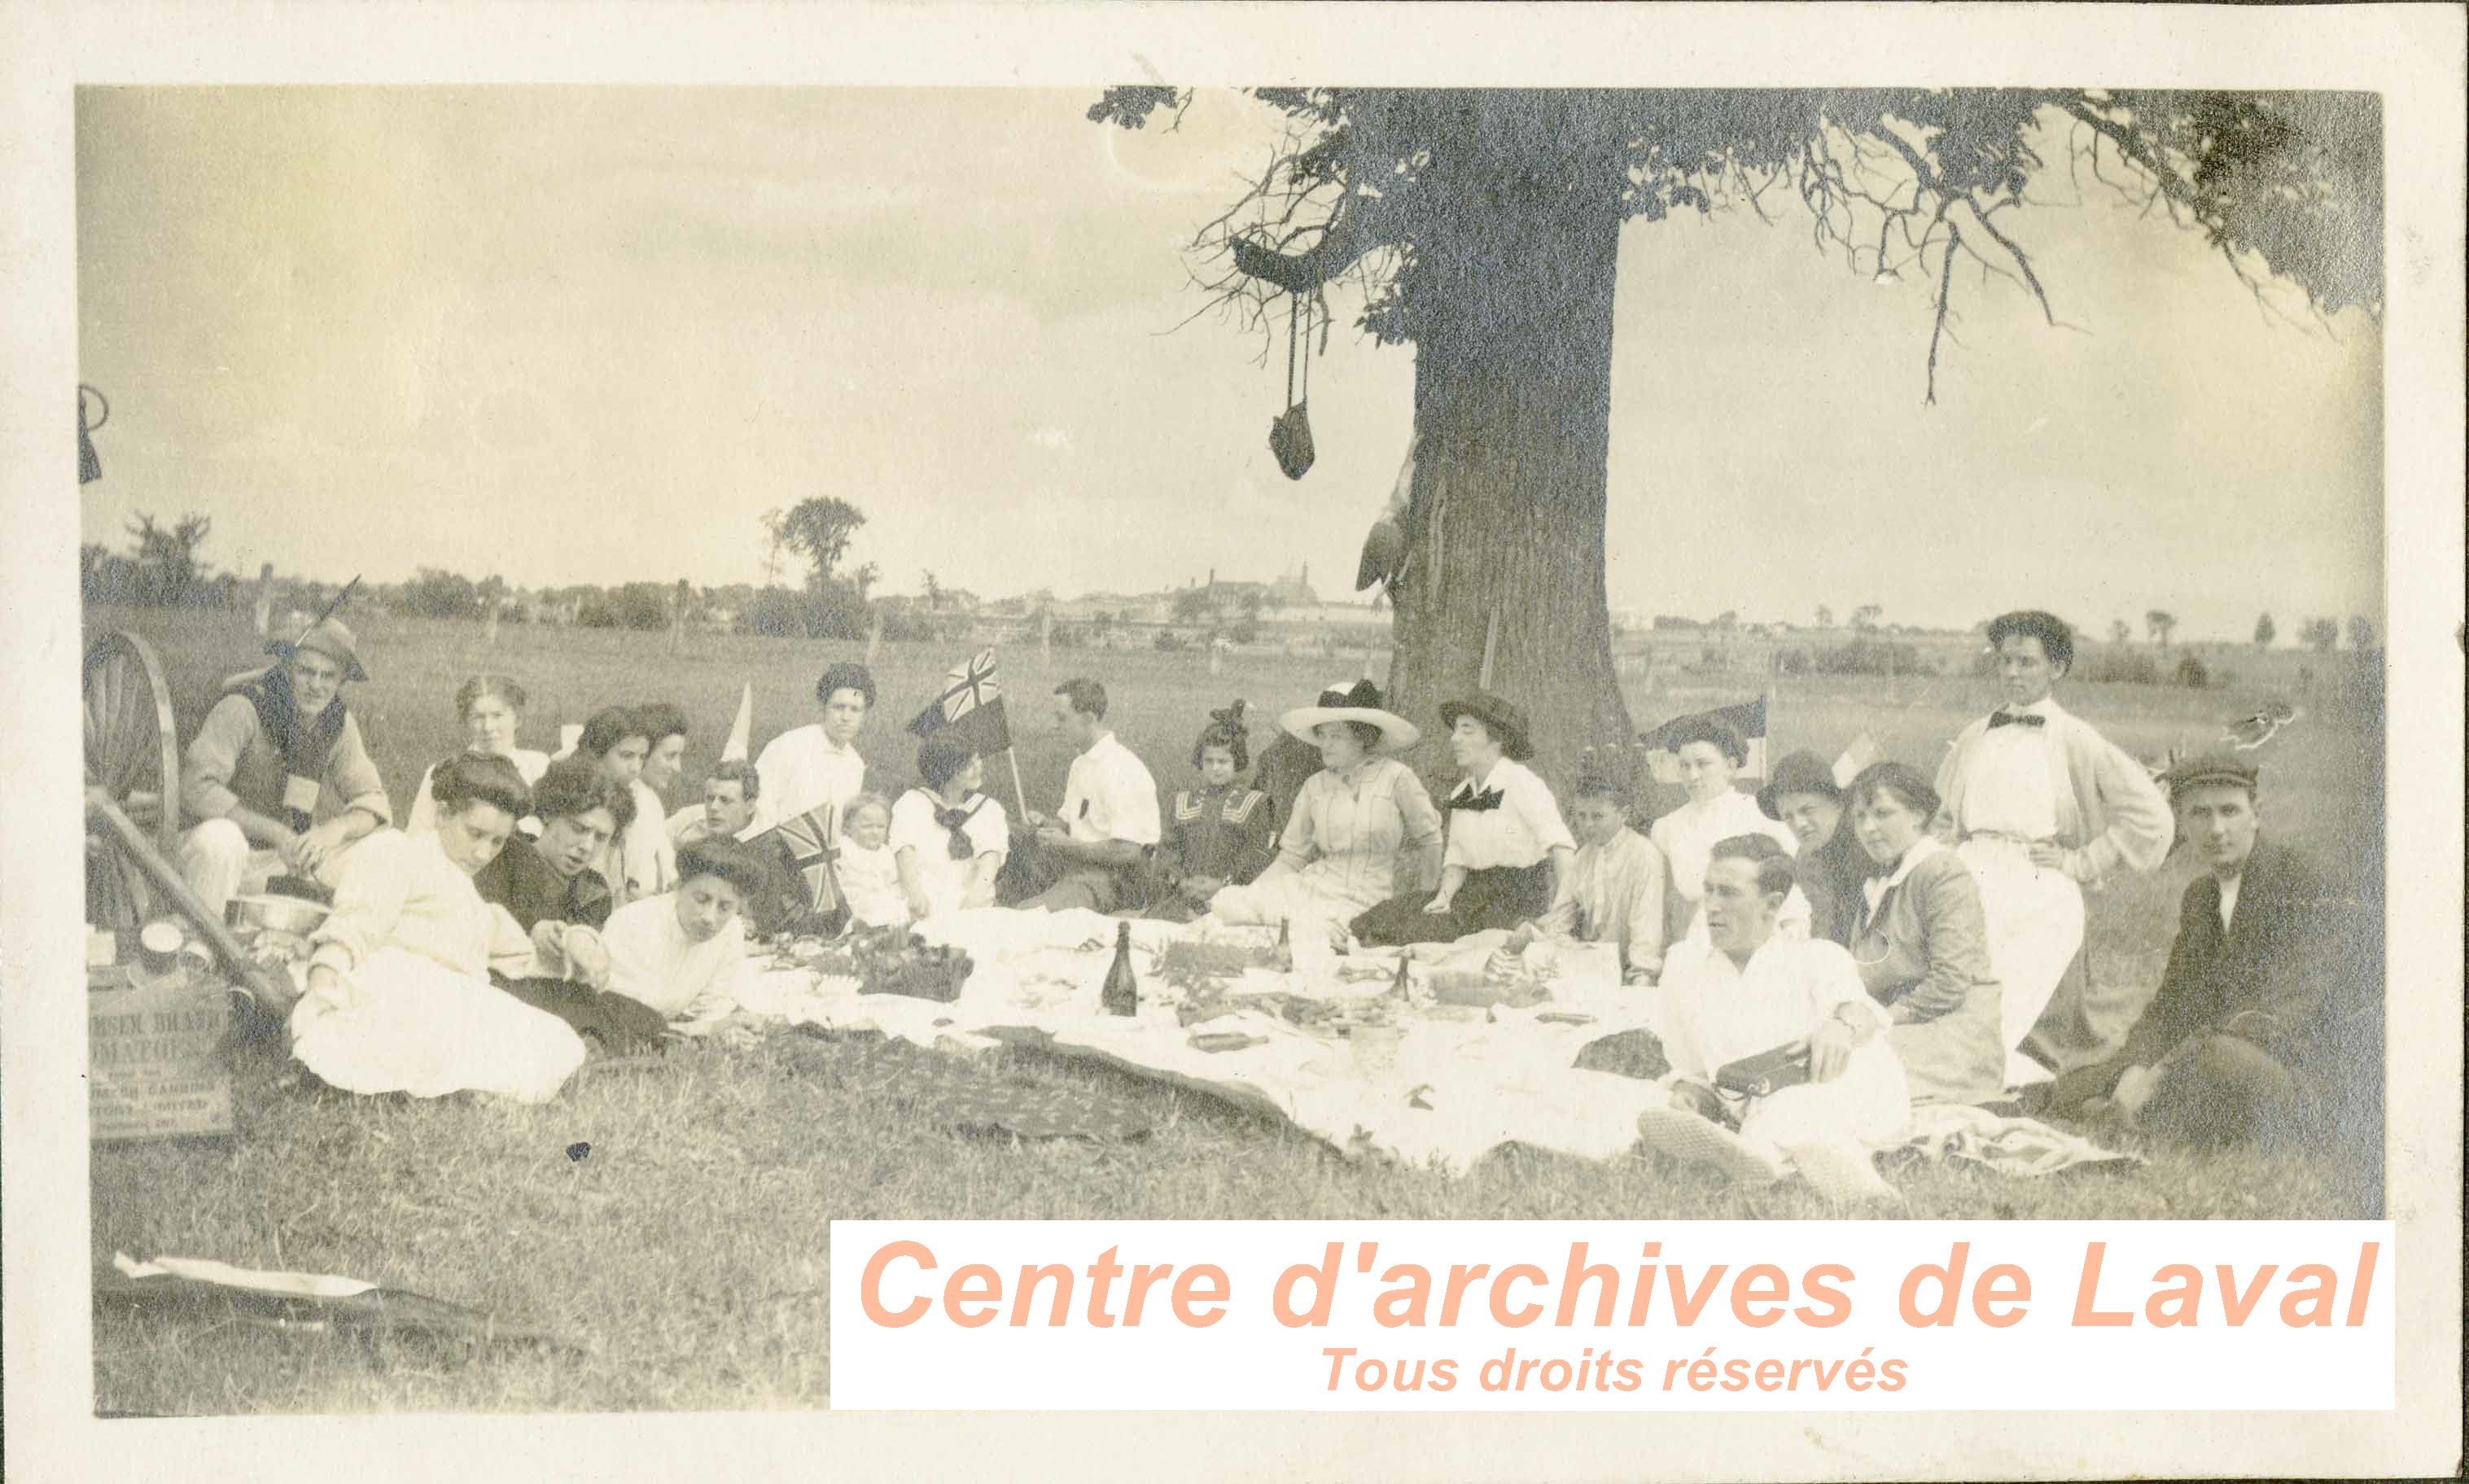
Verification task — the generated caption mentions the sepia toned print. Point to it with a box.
[7,6,2460,1480]
[69,81,2392,1414]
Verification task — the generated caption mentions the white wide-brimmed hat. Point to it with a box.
[1280,679,1421,752]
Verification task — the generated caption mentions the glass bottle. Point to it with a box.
[1101,921,1140,1017]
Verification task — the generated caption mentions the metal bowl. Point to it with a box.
[227,893,332,938]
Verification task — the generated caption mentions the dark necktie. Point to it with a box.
[1449,786,1505,813]
[1987,711,2047,731]
[934,801,978,861]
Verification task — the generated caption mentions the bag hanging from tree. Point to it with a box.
[1268,292,1315,480]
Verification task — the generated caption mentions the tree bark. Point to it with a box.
[1383,158,1633,793]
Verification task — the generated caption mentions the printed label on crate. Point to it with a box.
[89,982,235,1141]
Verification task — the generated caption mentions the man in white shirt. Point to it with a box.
[749,663,873,837]
[1005,677,1162,913]
[668,760,764,847]
[1634,834,1907,1201]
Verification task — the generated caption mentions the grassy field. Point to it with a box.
[83,605,2386,1414]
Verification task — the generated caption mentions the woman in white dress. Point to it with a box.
[1207,681,1444,944]
[290,754,588,1103]
[889,731,1009,922]
[1933,611,2174,1085]
[403,675,552,835]
[1648,714,1806,952]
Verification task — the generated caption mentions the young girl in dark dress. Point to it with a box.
[1151,703,1278,922]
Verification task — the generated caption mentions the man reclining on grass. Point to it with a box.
[2048,753,2379,1151]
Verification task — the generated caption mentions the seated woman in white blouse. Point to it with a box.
[403,675,552,835]
[1352,690,1574,948]
[889,731,1009,923]
[1648,714,1807,952]
[290,754,588,1103]
[1208,681,1442,943]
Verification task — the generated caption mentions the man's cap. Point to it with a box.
[2163,751,2258,799]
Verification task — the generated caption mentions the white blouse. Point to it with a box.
[751,725,869,838]
[1277,758,1445,912]
[1955,703,2062,841]
[623,780,679,900]
[1657,935,1891,1089]
[307,830,535,980]
[888,788,1010,921]
[599,893,747,1030]
[1651,789,1800,906]
[1440,758,1574,871]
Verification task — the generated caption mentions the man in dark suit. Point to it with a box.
[2051,753,2378,1149]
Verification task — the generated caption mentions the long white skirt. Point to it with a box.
[1956,837,2086,1085]
[290,946,588,1104]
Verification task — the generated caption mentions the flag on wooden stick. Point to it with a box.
[1639,695,1769,784]
[906,648,1011,754]
[747,805,840,917]
[720,683,753,764]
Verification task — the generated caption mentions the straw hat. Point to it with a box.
[268,617,368,683]
[1280,679,1421,751]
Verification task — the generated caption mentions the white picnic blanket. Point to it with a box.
[724,911,2142,1182]
[725,910,1679,1173]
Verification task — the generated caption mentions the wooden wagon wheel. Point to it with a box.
[84,629,181,931]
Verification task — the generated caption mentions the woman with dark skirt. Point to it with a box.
[1351,690,1574,948]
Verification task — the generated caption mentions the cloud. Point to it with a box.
[1027,426,1074,454]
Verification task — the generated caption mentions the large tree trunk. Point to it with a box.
[1383,155,1633,793]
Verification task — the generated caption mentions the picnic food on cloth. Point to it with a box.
[848,924,974,1002]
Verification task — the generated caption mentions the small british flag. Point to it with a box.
[906,648,1012,753]
[749,805,841,915]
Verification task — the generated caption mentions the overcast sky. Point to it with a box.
[75,88,2383,640]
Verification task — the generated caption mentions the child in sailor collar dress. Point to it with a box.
[1152,705,1278,922]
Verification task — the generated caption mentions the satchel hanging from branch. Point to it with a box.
[1268,291,1315,480]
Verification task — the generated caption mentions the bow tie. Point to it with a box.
[1449,786,1505,813]
[933,802,978,861]
[1987,711,2047,730]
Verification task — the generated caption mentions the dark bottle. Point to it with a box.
[1387,947,1413,1002]
[1101,921,1140,1017]
[1272,917,1294,974]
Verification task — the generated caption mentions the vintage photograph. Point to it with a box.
[72,78,2392,1416]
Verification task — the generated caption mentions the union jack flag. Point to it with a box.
[748,804,840,915]
[906,647,1012,752]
